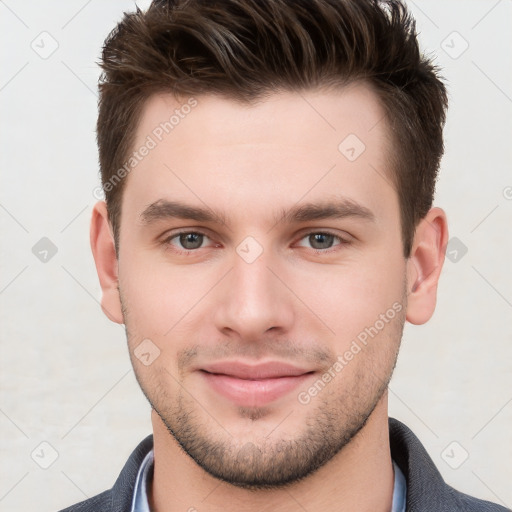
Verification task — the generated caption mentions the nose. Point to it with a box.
[212,247,295,343]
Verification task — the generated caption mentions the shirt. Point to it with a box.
[131,449,407,512]
[60,418,509,512]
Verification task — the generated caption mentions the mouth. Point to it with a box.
[198,361,316,407]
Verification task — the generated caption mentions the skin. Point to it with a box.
[91,83,448,512]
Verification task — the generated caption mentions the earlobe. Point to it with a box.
[90,201,124,324]
[405,207,449,325]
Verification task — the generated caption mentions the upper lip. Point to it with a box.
[200,361,314,380]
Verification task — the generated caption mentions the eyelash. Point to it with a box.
[161,230,350,255]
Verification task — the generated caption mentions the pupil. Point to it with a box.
[310,233,333,249]
[180,233,203,249]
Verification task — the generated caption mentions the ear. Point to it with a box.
[90,201,124,324]
[405,207,449,325]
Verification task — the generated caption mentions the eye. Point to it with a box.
[163,231,213,252]
[296,232,348,251]
[161,230,349,255]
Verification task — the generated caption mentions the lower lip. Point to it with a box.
[200,371,314,407]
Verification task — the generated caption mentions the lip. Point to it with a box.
[199,361,315,407]
[200,361,313,379]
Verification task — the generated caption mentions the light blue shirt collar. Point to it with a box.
[392,459,407,512]
[131,448,154,512]
[131,449,407,512]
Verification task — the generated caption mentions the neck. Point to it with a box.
[149,394,394,512]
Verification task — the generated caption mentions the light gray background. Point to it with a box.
[1,1,511,511]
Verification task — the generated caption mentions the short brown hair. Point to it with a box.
[97,0,447,257]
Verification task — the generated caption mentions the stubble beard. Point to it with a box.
[121,291,406,490]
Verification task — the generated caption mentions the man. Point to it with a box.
[60,0,508,511]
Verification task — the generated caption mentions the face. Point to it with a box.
[116,84,408,489]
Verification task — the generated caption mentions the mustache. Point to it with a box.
[177,338,335,372]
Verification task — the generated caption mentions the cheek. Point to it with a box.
[119,222,406,345]
[301,253,406,343]
[119,250,218,340]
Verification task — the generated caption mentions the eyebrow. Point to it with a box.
[139,198,375,227]
[140,200,227,225]
[276,199,375,224]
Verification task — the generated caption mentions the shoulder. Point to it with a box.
[58,490,111,512]
[57,434,154,512]
[388,418,509,512]
[446,486,511,512]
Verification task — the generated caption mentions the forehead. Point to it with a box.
[121,84,396,229]
[136,83,389,150]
